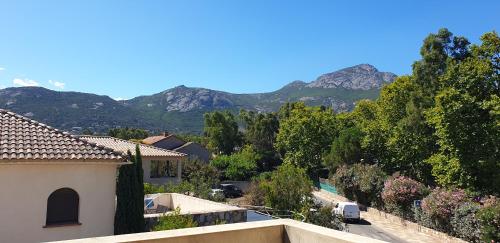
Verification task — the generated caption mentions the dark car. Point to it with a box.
[218,184,243,198]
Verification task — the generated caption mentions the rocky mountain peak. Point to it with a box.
[306,64,396,90]
[283,80,307,88]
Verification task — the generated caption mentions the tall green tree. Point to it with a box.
[323,126,363,173]
[134,145,145,216]
[426,32,500,194]
[203,111,242,155]
[275,103,337,180]
[114,150,145,234]
[240,110,280,171]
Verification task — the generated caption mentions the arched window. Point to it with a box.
[46,188,79,226]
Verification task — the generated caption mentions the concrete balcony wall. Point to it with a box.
[53,219,388,243]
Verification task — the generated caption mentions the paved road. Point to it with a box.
[346,220,406,243]
[313,194,407,243]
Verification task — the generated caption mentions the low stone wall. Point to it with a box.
[144,193,248,231]
[145,209,247,230]
[365,207,466,243]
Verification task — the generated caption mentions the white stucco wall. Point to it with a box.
[0,162,119,243]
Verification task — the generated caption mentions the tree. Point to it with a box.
[425,32,500,194]
[210,145,258,181]
[275,103,337,180]
[135,145,144,211]
[180,159,220,199]
[108,127,149,140]
[204,111,241,155]
[372,76,436,184]
[262,163,313,212]
[114,150,145,234]
[323,126,363,173]
[240,110,280,171]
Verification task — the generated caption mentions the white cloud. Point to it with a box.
[113,97,127,101]
[49,80,65,89]
[13,78,39,87]
[0,67,5,71]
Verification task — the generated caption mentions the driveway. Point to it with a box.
[313,190,464,243]
[313,191,407,243]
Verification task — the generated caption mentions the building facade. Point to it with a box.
[80,136,186,185]
[0,109,126,243]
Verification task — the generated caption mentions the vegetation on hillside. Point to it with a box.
[108,127,150,140]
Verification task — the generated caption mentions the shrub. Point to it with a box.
[477,203,500,242]
[450,202,481,242]
[153,207,197,231]
[263,163,313,212]
[306,206,344,231]
[331,164,387,207]
[421,188,468,232]
[179,159,220,199]
[144,183,166,194]
[381,176,427,219]
[211,145,258,181]
[330,165,356,199]
[354,164,386,207]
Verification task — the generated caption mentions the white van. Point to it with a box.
[333,202,360,222]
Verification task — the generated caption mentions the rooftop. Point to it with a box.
[79,136,186,158]
[53,219,388,243]
[0,109,124,162]
[142,134,184,145]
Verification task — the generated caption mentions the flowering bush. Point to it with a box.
[330,164,386,207]
[421,188,468,232]
[450,202,481,242]
[422,188,467,219]
[381,176,427,219]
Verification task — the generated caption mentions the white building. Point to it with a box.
[79,136,186,185]
[0,109,128,243]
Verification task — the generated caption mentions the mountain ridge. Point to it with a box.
[0,64,396,133]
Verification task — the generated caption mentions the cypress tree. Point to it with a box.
[114,149,145,234]
[134,145,145,231]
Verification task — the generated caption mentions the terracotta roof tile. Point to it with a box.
[79,136,186,158]
[0,109,125,162]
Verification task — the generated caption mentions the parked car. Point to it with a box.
[209,188,225,198]
[333,202,360,223]
[217,184,243,198]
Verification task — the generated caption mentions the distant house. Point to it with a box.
[143,133,211,162]
[0,109,127,243]
[80,136,186,185]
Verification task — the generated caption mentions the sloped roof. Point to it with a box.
[172,142,205,151]
[142,135,167,145]
[80,136,186,158]
[0,109,124,162]
[143,134,186,145]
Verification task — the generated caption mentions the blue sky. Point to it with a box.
[0,1,498,99]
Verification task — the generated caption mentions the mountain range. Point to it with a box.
[0,64,396,134]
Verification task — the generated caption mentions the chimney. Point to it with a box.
[162,131,169,137]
